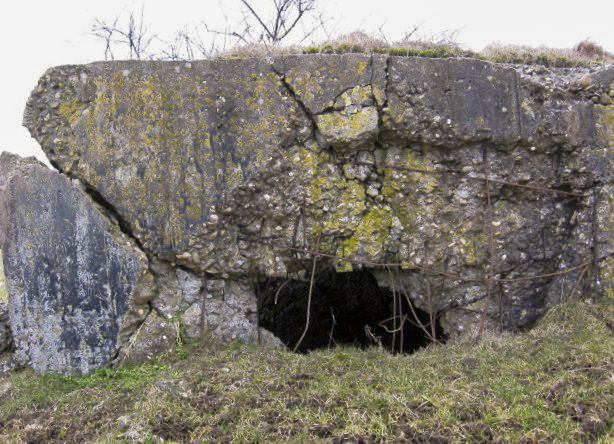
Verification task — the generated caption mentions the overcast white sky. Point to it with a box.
[2,0,613,163]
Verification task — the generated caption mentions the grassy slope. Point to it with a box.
[0,298,612,443]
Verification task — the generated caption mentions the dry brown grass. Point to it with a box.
[214,32,613,68]
[216,30,479,59]
[481,39,614,67]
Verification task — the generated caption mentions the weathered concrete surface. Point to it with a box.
[0,300,10,354]
[1,159,152,374]
[383,57,521,146]
[23,59,311,267]
[1,156,283,374]
[10,55,614,373]
[0,152,43,247]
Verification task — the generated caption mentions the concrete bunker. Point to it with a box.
[257,267,447,354]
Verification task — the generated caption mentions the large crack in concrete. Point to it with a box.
[269,62,328,148]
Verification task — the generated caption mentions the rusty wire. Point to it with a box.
[353,161,585,197]
[478,153,496,337]
[244,152,592,342]
[239,237,590,284]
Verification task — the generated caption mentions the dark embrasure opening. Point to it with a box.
[257,268,446,353]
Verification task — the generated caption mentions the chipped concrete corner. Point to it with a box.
[0,55,612,374]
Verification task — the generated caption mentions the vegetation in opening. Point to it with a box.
[257,268,446,354]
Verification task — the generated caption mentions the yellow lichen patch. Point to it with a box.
[333,85,372,109]
[59,100,87,127]
[342,206,396,259]
[354,59,369,77]
[74,73,217,252]
[285,73,322,109]
[594,105,614,158]
[381,149,438,232]
[316,107,379,151]
[297,144,319,178]
[302,146,368,245]
[457,231,490,266]
[311,178,367,236]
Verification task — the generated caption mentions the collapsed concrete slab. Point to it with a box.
[1,55,611,373]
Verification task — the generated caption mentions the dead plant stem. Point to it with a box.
[293,251,318,352]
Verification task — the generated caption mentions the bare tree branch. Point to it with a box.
[92,0,322,60]
[91,6,155,60]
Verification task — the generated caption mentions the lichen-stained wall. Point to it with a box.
[24,59,311,266]
[21,55,614,343]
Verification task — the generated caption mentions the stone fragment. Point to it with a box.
[316,106,379,152]
[117,311,177,365]
[271,54,374,114]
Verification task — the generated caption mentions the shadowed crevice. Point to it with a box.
[257,267,446,354]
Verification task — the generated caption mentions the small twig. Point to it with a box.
[394,268,438,343]
[569,366,613,373]
[388,266,397,350]
[327,307,337,348]
[566,264,590,300]
[364,325,383,349]
[498,282,504,333]
[274,278,292,305]
[424,242,436,340]
[293,249,318,352]
[379,315,406,333]
[397,274,404,353]
[200,274,208,337]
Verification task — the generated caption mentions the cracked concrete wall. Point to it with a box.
[1,55,613,374]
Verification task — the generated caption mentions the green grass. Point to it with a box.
[1,298,613,443]
[0,249,7,302]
